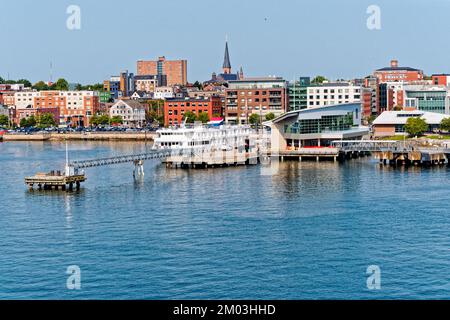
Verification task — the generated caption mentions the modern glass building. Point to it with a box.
[404,88,450,114]
[288,77,310,111]
[268,103,369,148]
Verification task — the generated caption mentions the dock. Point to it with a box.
[164,149,259,168]
[25,171,86,191]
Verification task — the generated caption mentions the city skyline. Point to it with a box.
[2,0,450,84]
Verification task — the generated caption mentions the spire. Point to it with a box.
[223,40,231,74]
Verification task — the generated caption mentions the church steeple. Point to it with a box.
[223,40,231,74]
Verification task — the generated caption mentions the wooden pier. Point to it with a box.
[374,149,450,166]
[25,172,86,191]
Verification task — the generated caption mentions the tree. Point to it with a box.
[197,112,210,123]
[20,118,28,127]
[99,115,110,125]
[110,115,123,125]
[440,117,450,132]
[53,78,69,91]
[20,115,36,127]
[16,79,32,88]
[0,115,9,126]
[37,113,56,128]
[33,81,49,91]
[404,117,428,137]
[249,113,261,125]
[265,112,275,121]
[311,75,328,84]
[0,76,4,84]
[27,115,36,127]
[184,111,197,124]
[193,81,203,90]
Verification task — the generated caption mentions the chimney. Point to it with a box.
[391,59,398,68]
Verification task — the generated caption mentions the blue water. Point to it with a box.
[0,141,449,299]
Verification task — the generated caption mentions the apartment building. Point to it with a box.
[164,96,222,127]
[225,77,287,124]
[306,82,362,108]
[137,56,187,86]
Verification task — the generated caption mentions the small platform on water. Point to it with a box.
[25,171,86,191]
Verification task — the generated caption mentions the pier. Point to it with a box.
[331,140,450,166]
[25,172,86,191]
[24,138,450,192]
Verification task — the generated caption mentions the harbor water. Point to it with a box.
[0,141,449,299]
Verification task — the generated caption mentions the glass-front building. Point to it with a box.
[288,77,310,111]
[268,103,369,148]
[405,89,449,114]
[285,112,354,134]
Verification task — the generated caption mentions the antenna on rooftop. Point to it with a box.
[50,61,53,83]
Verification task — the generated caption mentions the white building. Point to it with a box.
[109,99,146,127]
[306,82,362,108]
[14,91,39,109]
[372,110,450,137]
[134,75,158,93]
[154,86,174,100]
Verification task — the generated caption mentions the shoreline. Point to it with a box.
[0,132,157,142]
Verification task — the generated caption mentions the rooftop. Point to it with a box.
[373,111,449,125]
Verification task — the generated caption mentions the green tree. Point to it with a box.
[97,114,111,125]
[404,117,428,137]
[20,115,37,127]
[0,114,9,126]
[440,117,450,132]
[90,115,99,126]
[197,112,210,123]
[75,83,83,91]
[16,79,32,88]
[193,81,203,90]
[265,112,275,121]
[37,113,56,128]
[184,111,197,124]
[249,113,261,125]
[20,118,28,127]
[0,76,4,84]
[110,115,123,124]
[27,115,36,127]
[311,75,328,84]
[53,78,69,91]
[33,81,49,91]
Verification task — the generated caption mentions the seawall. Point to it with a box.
[2,132,157,142]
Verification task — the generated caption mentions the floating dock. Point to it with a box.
[25,171,86,191]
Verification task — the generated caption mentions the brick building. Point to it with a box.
[137,56,187,86]
[225,77,288,124]
[164,96,222,127]
[374,59,423,83]
[12,91,99,127]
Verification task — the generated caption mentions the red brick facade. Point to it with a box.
[164,96,222,126]
[137,56,187,86]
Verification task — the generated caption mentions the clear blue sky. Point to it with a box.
[1,0,449,84]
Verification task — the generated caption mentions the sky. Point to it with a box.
[1,0,450,84]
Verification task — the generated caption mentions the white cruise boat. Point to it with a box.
[153,123,254,151]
